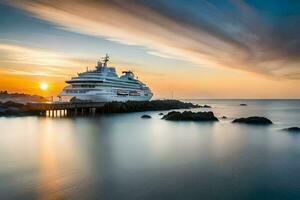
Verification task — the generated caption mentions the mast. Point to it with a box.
[102,54,110,67]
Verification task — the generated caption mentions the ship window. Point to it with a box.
[80,85,95,88]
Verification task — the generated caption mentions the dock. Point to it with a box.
[26,102,106,117]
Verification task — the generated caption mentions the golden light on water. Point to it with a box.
[40,83,48,91]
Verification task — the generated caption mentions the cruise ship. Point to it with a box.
[59,55,153,102]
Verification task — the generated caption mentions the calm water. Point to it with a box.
[0,100,300,200]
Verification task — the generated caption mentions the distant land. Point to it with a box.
[0,91,47,104]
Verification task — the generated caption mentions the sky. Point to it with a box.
[0,0,300,99]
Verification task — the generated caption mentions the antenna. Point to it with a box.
[102,54,110,67]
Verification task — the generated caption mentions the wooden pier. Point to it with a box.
[26,102,106,117]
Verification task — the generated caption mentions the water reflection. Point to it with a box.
[0,100,300,199]
[46,110,68,118]
[36,119,88,200]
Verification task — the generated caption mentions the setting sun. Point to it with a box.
[40,83,48,91]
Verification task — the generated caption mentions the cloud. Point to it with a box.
[0,69,66,77]
[0,43,78,66]
[0,43,86,77]
[147,51,179,60]
[5,0,300,79]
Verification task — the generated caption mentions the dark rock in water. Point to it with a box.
[0,99,200,117]
[100,100,200,113]
[162,111,218,122]
[283,127,300,133]
[158,113,164,115]
[202,105,211,108]
[232,116,272,125]
[141,114,151,119]
[2,101,24,108]
[221,116,227,119]
[0,101,25,116]
[240,103,247,106]
[198,105,211,108]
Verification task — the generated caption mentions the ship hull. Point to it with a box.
[76,94,152,102]
[60,90,152,102]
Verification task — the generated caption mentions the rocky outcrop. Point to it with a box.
[0,101,25,116]
[1,99,203,117]
[100,100,200,113]
[282,127,300,133]
[158,113,164,115]
[200,105,211,108]
[141,114,151,119]
[240,103,247,106]
[162,111,218,121]
[232,116,272,125]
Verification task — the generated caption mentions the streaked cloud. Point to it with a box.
[0,68,70,78]
[0,43,88,77]
[0,43,80,67]
[5,0,299,79]
[146,51,179,60]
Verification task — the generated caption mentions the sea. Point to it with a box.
[0,99,300,200]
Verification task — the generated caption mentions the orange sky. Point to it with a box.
[1,59,300,99]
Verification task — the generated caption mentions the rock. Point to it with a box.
[158,112,164,115]
[0,107,22,116]
[240,103,247,106]
[221,116,227,119]
[202,105,211,108]
[162,111,218,121]
[232,116,272,125]
[0,101,25,116]
[0,99,202,117]
[141,114,151,119]
[100,100,200,113]
[283,127,300,133]
[3,101,24,108]
[198,105,211,108]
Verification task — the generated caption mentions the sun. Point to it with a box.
[40,83,48,91]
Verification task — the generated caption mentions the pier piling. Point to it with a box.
[26,102,105,117]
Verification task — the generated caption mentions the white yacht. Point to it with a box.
[59,54,153,102]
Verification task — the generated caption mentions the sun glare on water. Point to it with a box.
[40,83,48,91]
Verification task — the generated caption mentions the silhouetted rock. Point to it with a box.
[240,103,247,106]
[158,112,164,115]
[1,99,201,117]
[2,101,24,108]
[0,101,25,116]
[100,100,200,113]
[162,111,218,121]
[232,116,272,125]
[283,127,300,133]
[199,105,211,108]
[141,114,151,119]
[221,116,227,119]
